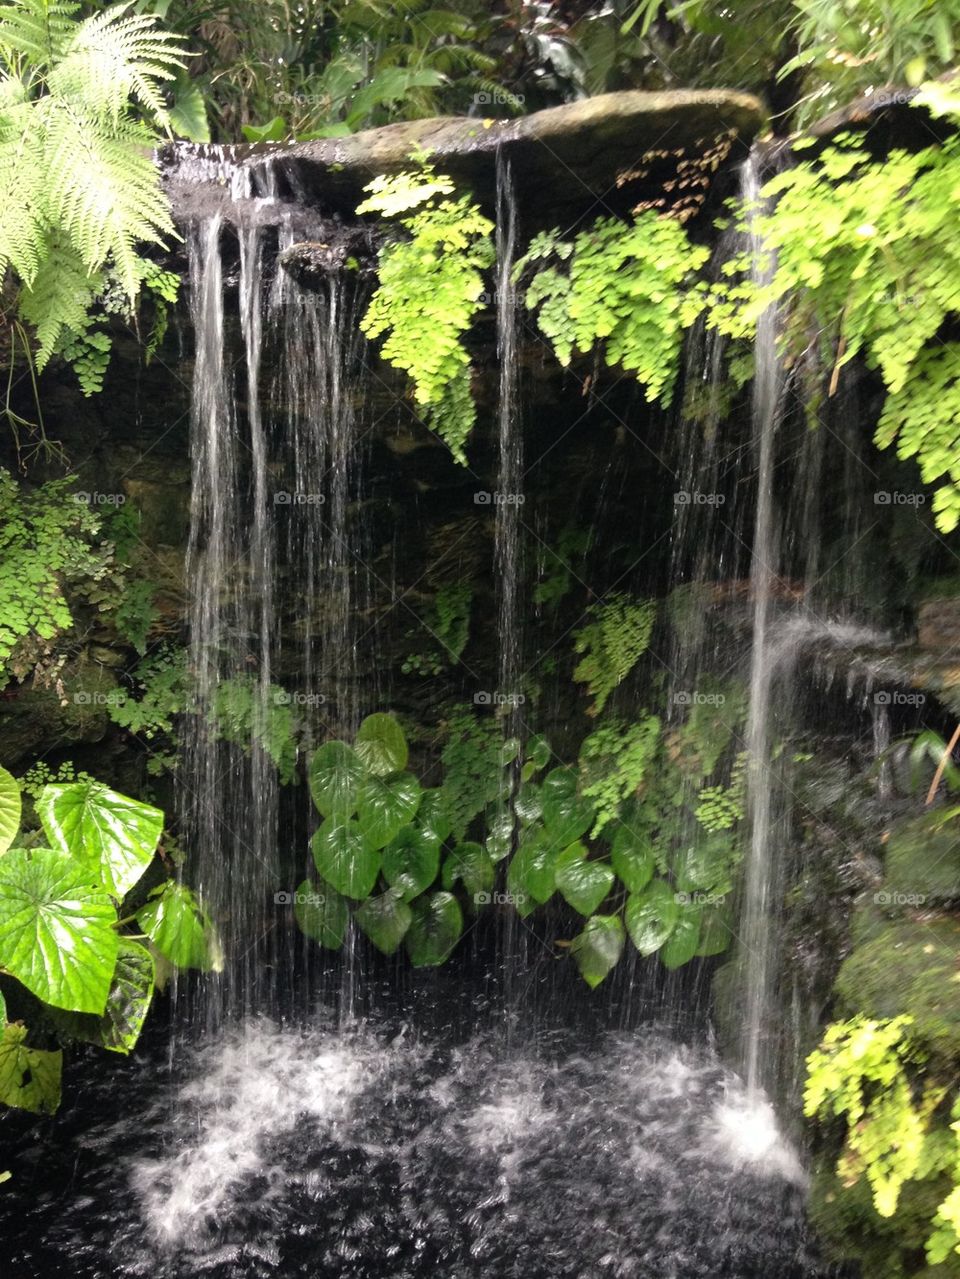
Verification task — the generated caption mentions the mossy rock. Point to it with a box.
[0,662,119,767]
[834,916,960,1066]
[809,1159,959,1278]
[884,813,960,907]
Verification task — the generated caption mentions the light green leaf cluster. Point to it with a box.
[517,212,709,403]
[0,0,186,387]
[579,714,661,837]
[359,166,494,463]
[572,593,656,716]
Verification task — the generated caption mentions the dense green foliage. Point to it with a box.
[0,0,187,392]
[0,763,217,1114]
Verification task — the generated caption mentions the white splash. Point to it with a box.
[711,1095,807,1184]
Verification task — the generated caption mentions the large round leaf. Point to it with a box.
[0,1023,61,1114]
[555,843,615,916]
[0,765,21,857]
[309,742,365,818]
[311,818,381,899]
[507,834,558,917]
[442,842,494,899]
[38,781,163,900]
[137,882,219,971]
[541,769,594,845]
[570,914,625,988]
[355,888,412,955]
[355,713,408,776]
[625,879,679,957]
[0,847,119,1013]
[696,903,733,958]
[514,784,543,826]
[383,826,439,901]
[357,772,421,849]
[611,825,655,894]
[660,909,702,970]
[405,891,463,966]
[294,878,349,949]
[46,937,155,1054]
[485,808,515,862]
[672,833,735,895]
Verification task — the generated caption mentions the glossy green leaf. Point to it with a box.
[0,848,118,1013]
[525,734,551,771]
[661,909,702,969]
[405,891,463,966]
[311,818,381,899]
[169,75,210,142]
[570,914,625,988]
[485,808,515,861]
[417,788,452,846]
[47,938,155,1054]
[611,825,655,894]
[355,887,412,955]
[0,765,20,856]
[294,878,349,949]
[514,784,543,825]
[554,843,615,916]
[37,781,163,900]
[383,826,439,901]
[309,741,365,818]
[355,712,408,776]
[136,882,219,971]
[625,879,679,956]
[0,1024,61,1114]
[542,768,595,845]
[695,903,733,957]
[507,834,558,917]
[241,115,287,142]
[357,772,421,849]
[442,841,494,899]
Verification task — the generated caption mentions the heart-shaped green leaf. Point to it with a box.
[355,888,412,955]
[46,937,155,1054]
[417,789,452,847]
[294,878,349,949]
[357,772,421,849]
[355,713,408,776]
[38,781,163,900]
[514,784,543,825]
[555,843,615,916]
[311,818,381,899]
[611,825,655,894]
[672,833,735,894]
[383,826,439,901]
[625,879,679,956]
[442,842,494,899]
[660,908,702,969]
[507,834,558,916]
[137,882,220,971]
[485,808,515,861]
[405,891,463,966]
[541,768,594,845]
[0,1023,61,1114]
[0,848,118,1013]
[695,902,733,957]
[525,734,552,771]
[309,742,365,818]
[0,766,20,856]
[570,914,625,988]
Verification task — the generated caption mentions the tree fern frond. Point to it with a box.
[0,96,45,283]
[0,0,77,70]
[18,235,101,366]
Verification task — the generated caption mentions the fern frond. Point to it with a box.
[17,234,101,366]
[0,0,77,70]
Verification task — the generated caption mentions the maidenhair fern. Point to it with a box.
[514,214,709,404]
[572,594,656,716]
[0,0,187,389]
[358,165,494,463]
[579,714,661,837]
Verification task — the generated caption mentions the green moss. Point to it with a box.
[885,813,960,907]
[834,918,960,1067]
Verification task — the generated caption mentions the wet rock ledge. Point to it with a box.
[160,88,766,231]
